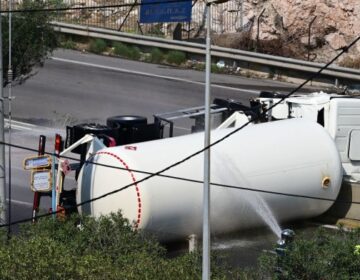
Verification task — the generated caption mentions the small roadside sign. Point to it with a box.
[140,0,192,23]
[31,170,52,192]
[23,155,51,170]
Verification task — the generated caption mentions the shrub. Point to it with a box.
[148,47,164,64]
[211,63,225,73]
[128,46,141,60]
[89,38,107,54]
[61,39,76,49]
[0,212,232,279]
[256,227,360,279]
[113,43,141,60]
[166,50,186,65]
[113,42,129,57]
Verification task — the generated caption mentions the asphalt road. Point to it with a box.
[6,49,326,228]
[12,49,320,126]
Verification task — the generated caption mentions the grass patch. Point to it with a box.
[147,47,165,64]
[166,50,186,65]
[113,42,141,60]
[249,227,360,279]
[88,38,108,54]
[61,39,76,50]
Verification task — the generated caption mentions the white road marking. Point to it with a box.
[7,120,37,127]
[52,57,260,95]
[6,199,33,207]
[5,119,38,131]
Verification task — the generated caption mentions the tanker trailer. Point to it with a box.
[77,118,342,241]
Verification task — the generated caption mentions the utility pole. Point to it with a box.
[202,2,229,279]
[7,0,13,236]
[0,1,7,225]
[202,4,211,279]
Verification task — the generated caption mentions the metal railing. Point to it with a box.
[52,21,360,83]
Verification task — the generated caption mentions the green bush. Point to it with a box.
[166,50,186,65]
[211,63,225,73]
[148,47,164,64]
[255,227,360,279]
[113,42,141,60]
[61,39,76,49]
[89,38,107,54]
[113,42,129,56]
[129,46,141,60]
[0,212,231,279]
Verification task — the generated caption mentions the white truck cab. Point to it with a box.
[257,92,360,183]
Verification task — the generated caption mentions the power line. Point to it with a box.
[0,35,359,228]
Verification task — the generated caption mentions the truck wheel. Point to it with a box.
[106,115,147,128]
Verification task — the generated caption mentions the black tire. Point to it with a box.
[106,116,148,145]
[106,115,147,128]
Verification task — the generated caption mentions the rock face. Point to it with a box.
[210,0,359,64]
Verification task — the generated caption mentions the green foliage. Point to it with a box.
[2,0,58,86]
[61,39,76,50]
[192,63,224,73]
[88,38,108,54]
[113,42,141,60]
[166,50,186,65]
[256,227,360,279]
[0,212,231,279]
[147,48,165,64]
[211,64,225,74]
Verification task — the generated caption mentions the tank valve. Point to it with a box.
[276,229,295,256]
[322,177,331,189]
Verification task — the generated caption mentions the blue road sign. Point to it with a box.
[140,0,192,23]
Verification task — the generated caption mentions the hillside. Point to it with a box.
[211,0,359,67]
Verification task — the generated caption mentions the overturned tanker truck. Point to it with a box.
[34,92,360,241]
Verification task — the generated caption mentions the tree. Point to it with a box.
[1,0,58,86]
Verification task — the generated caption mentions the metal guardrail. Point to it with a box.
[52,21,360,82]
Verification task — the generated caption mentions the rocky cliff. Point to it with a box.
[211,0,360,65]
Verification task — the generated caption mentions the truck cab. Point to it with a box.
[256,92,360,183]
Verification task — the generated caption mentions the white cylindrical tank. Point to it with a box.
[77,119,342,241]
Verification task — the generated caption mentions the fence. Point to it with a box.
[32,0,245,39]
